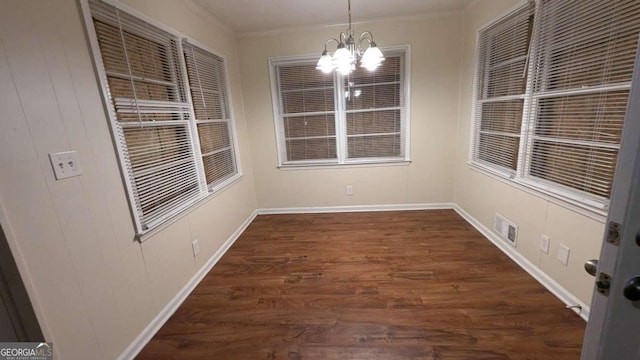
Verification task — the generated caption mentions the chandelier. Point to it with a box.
[316,0,385,75]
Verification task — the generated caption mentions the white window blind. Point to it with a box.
[271,48,409,166]
[471,1,640,210]
[525,0,640,201]
[276,60,337,163]
[345,54,405,160]
[183,41,238,187]
[472,3,535,172]
[87,0,241,234]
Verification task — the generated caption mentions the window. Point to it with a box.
[183,41,238,186]
[274,60,337,163]
[270,48,409,166]
[472,1,640,211]
[472,3,534,172]
[86,0,240,235]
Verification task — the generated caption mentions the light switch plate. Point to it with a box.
[49,151,82,180]
[557,243,570,266]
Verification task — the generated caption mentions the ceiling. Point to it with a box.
[194,0,474,35]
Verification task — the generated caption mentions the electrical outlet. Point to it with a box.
[346,185,353,196]
[192,239,201,257]
[49,151,82,180]
[557,243,570,266]
[540,234,550,254]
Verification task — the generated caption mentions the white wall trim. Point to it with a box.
[453,205,590,321]
[117,202,589,360]
[257,202,455,215]
[117,209,258,360]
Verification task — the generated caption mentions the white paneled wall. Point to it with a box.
[0,0,256,359]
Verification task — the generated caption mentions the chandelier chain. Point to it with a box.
[348,0,352,33]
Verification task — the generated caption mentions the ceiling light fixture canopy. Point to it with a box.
[316,0,384,75]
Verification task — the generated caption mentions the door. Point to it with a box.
[0,223,43,342]
[581,35,640,360]
[0,290,18,341]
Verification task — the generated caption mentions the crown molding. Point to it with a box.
[237,9,463,38]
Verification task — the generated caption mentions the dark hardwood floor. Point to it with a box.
[136,210,586,359]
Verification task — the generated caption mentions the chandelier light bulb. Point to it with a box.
[361,61,381,72]
[360,43,384,71]
[332,46,354,75]
[332,47,353,64]
[361,45,384,64]
[316,51,334,73]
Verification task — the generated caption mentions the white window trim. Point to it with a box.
[269,45,411,168]
[468,0,616,218]
[80,0,243,239]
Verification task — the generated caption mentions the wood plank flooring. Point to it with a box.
[136,210,586,359]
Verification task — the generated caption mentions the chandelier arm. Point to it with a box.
[324,38,340,51]
[359,38,371,47]
[359,31,374,45]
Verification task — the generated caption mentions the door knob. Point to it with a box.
[584,259,599,277]
[623,277,640,301]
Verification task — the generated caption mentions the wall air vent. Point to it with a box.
[494,213,518,246]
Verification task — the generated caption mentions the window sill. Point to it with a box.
[467,162,608,223]
[278,160,412,171]
[136,172,244,242]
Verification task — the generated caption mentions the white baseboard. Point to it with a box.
[453,205,590,321]
[117,210,258,360]
[257,202,455,215]
[118,203,589,360]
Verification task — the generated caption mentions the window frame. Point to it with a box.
[470,3,534,176]
[182,39,243,191]
[469,0,638,216]
[270,56,339,166]
[269,45,411,168]
[81,0,243,238]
